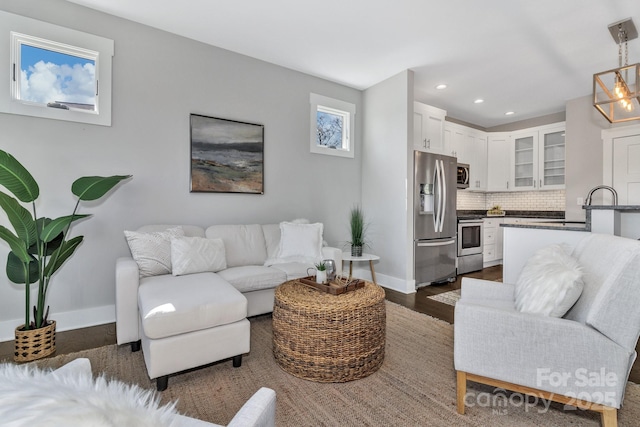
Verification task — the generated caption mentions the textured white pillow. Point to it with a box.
[515,244,584,317]
[277,222,323,262]
[170,236,227,276]
[124,227,184,277]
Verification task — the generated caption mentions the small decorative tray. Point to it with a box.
[297,276,365,295]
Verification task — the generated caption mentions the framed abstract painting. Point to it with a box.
[190,114,264,194]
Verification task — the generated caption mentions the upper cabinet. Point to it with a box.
[413,102,446,154]
[487,133,510,191]
[444,122,487,191]
[510,123,565,191]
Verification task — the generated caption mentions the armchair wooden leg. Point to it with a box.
[600,407,617,427]
[456,371,466,415]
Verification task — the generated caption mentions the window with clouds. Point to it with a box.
[1,10,113,126]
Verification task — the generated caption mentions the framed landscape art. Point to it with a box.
[190,114,264,194]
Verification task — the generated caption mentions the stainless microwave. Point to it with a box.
[457,163,470,189]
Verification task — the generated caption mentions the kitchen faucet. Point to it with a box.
[585,185,618,206]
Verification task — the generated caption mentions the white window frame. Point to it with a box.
[0,10,114,126]
[310,93,356,158]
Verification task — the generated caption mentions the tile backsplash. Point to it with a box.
[457,190,566,211]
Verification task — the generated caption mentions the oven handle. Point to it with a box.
[458,219,484,223]
[417,239,456,247]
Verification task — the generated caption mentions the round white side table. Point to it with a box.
[341,252,380,285]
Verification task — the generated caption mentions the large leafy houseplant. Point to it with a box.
[0,149,130,331]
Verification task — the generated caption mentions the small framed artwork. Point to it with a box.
[190,114,264,194]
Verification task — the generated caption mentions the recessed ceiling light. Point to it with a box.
[474,99,484,104]
[435,84,447,90]
[505,111,515,116]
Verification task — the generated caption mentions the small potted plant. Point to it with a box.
[314,261,327,284]
[0,149,130,362]
[347,205,368,257]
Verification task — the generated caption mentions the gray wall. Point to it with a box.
[564,95,610,221]
[486,112,567,133]
[362,70,414,293]
[0,0,362,339]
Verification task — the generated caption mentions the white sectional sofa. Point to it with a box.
[116,222,342,390]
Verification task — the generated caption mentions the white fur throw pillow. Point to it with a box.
[124,226,184,277]
[0,362,177,427]
[171,236,227,276]
[515,244,584,317]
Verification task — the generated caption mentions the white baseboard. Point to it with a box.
[350,267,416,294]
[0,304,115,343]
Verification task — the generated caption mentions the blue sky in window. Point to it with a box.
[20,44,96,106]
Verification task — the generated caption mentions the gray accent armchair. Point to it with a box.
[454,233,640,427]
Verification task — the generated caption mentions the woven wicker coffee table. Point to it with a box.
[272,279,386,382]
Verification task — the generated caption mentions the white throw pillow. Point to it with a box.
[515,244,584,317]
[124,226,184,277]
[277,222,323,263]
[171,236,227,276]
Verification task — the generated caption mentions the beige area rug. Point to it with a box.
[33,302,640,426]
[427,289,461,306]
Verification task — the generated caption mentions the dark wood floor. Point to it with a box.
[2,265,639,383]
[384,265,502,324]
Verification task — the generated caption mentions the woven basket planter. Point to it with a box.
[14,320,56,363]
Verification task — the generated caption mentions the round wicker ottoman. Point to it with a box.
[272,279,386,382]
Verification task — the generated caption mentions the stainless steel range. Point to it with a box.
[457,218,483,274]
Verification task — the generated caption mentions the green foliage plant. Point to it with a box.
[0,149,130,330]
[347,205,368,248]
[314,261,326,271]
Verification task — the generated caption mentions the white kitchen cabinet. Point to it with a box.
[469,134,487,190]
[444,121,487,189]
[487,133,511,191]
[510,123,565,191]
[483,217,504,267]
[539,126,566,189]
[450,127,466,161]
[413,102,446,154]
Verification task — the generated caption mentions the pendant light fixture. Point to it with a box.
[593,18,640,123]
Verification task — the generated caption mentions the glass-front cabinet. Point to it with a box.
[513,134,536,189]
[541,129,565,187]
[509,123,565,191]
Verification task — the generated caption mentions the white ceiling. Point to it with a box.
[66,0,640,128]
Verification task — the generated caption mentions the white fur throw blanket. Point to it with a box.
[0,362,178,426]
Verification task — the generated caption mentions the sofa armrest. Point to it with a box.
[115,257,141,345]
[321,246,343,275]
[454,301,634,407]
[228,387,276,427]
[459,277,514,301]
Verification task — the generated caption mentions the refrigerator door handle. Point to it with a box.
[432,160,440,231]
[433,160,442,233]
[439,159,447,233]
[417,239,456,247]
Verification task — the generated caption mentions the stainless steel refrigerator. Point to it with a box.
[414,151,457,288]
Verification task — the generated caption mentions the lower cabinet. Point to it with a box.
[483,218,504,267]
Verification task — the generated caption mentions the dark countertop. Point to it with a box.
[583,205,640,211]
[501,221,588,232]
[499,205,640,232]
[457,210,565,220]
